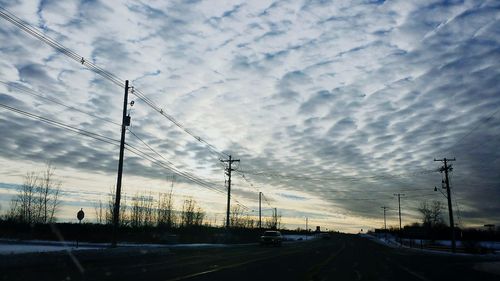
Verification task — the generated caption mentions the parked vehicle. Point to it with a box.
[260,231,283,246]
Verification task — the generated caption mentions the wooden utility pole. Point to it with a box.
[393,193,405,231]
[112,80,130,247]
[259,192,262,228]
[274,208,278,229]
[381,206,388,230]
[435,157,456,253]
[221,155,239,228]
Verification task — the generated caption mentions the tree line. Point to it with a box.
[95,188,207,228]
[4,164,274,230]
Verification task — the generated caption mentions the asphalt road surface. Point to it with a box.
[1,234,499,281]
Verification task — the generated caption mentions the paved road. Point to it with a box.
[1,234,498,281]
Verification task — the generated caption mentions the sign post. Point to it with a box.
[76,209,84,248]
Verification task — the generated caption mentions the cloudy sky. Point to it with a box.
[0,0,499,232]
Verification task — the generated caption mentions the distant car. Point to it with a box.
[260,231,283,246]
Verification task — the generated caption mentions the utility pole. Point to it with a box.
[435,157,456,253]
[381,206,388,230]
[112,80,130,247]
[393,193,405,231]
[394,193,405,246]
[221,155,239,228]
[259,192,262,229]
[381,206,388,241]
[274,207,278,229]
[306,217,308,240]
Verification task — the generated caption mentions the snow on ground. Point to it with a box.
[0,234,319,255]
[0,244,101,255]
[282,234,318,241]
[363,233,500,255]
[434,239,500,250]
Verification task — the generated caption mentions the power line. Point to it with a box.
[0,8,124,88]
[0,80,121,126]
[0,102,249,207]
[126,128,250,210]
[321,187,434,193]
[236,168,438,183]
[131,87,229,160]
[1,81,225,169]
[234,169,273,208]
[0,102,120,146]
[124,144,226,196]
[126,130,225,192]
[0,6,228,160]
[322,193,436,201]
[446,106,500,155]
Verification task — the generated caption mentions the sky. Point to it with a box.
[0,0,499,233]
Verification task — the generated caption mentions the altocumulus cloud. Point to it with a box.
[0,0,498,231]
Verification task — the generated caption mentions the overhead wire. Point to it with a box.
[0,102,249,207]
[446,105,500,156]
[126,129,224,192]
[124,143,226,196]
[234,170,273,208]
[448,173,463,226]
[0,102,120,146]
[126,128,250,210]
[323,192,438,202]
[0,80,121,127]
[236,168,439,183]
[0,6,228,161]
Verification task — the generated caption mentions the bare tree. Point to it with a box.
[243,215,256,229]
[194,205,205,226]
[36,163,61,223]
[157,191,176,228]
[264,216,275,229]
[106,187,127,226]
[181,198,204,227]
[130,192,145,228]
[94,199,104,224]
[264,210,281,230]
[14,172,38,223]
[8,164,61,224]
[143,192,154,227]
[418,201,444,228]
[230,205,244,227]
[129,191,155,227]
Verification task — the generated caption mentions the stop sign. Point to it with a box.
[77,208,85,221]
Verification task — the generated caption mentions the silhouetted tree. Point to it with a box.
[418,201,444,228]
[180,198,204,227]
[7,164,61,223]
[157,191,176,228]
[94,199,104,224]
[106,187,127,226]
